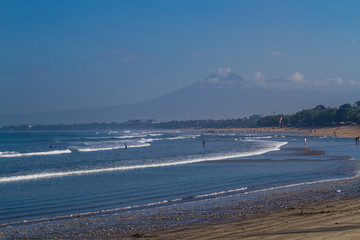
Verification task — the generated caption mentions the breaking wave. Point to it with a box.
[0,141,287,183]
[0,150,72,158]
[76,143,150,152]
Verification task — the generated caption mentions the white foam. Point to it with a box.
[0,150,71,158]
[138,135,197,142]
[128,143,151,148]
[167,136,187,140]
[137,135,200,144]
[115,135,132,139]
[193,187,248,198]
[107,131,118,135]
[77,146,123,152]
[138,138,157,143]
[244,136,273,140]
[115,135,146,139]
[148,133,163,137]
[76,143,150,152]
[0,141,287,183]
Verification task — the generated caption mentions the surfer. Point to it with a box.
[203,140,205,148]
[124,143,127,150]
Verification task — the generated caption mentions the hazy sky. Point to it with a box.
[1,0,360,115]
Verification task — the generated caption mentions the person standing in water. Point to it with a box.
[304,137,307,147]
[203,140,205,148]
[124,142,127,150]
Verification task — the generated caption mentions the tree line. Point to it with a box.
[0,115,262,131]
[257,100,360,127]
[1,100,359,131]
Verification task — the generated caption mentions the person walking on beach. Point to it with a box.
[304,137,307,147]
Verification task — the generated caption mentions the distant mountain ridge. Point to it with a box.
[1,82,359,125]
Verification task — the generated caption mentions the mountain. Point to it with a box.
[1,81,359,125]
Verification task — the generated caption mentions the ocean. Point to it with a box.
[0,130,359,225]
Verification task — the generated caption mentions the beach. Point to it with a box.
[224,125,360,139]
[144,190,360,240]
[0,127,359,239]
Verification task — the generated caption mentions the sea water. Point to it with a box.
[0,130,359,224]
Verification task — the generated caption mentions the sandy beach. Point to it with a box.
[223,125,360,139]
[141,193,360,240]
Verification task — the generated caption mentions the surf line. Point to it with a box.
[0,150,72,158]
[0,141,287,183]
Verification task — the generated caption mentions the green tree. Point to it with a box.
[336,103,353,122]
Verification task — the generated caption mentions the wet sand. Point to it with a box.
[144,194,360,240]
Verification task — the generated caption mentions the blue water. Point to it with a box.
[0,130,359,224]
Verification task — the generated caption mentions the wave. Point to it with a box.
[76,143,150,152]
[244,136,273,140]
[138,138,157,143]
[138,135,201,143]
[167,135,200,140]
[148,133,163,137]
[0,150,72,158]
[77,146,123,152]
[0,141,287,183]
[245,174,360,195]
[191,187,248,199]
[107,131,118,134]
[115,135,145,139]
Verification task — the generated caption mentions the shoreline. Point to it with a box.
[204,125,360,139]
[2,177,360,239]
[3,178,359,239]
[1,128,359,239]
[145,184,360,240]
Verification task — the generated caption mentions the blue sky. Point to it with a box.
[1,0,360,115]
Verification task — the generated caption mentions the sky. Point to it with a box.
[1,0,360,115]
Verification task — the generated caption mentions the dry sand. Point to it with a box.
[141,197,360,240]
[208,125,360,139]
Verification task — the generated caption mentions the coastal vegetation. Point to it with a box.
[1,100,359,131]
[257,100,360,127]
